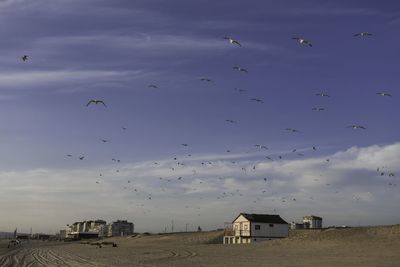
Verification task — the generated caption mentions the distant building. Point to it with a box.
[303,215,323,229]
[291,222,305,230]
[223,213,289,244]
[106,220,134,237]
[65,219,107,239]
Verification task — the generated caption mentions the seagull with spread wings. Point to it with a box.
[223,36,242,47]
[200,78,213,82]
[292,37,312,47]
[316,92,330,97]
[347,125,366,130]
[376,92,392,97]
[353,32,372,37]
[250,98,263,103]
[22,55,29,61]
[285,128,300,133]
[148,84,158,89]
[87,99,106,107]
[233,66,248,73]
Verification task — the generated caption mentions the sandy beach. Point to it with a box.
[1,225,400,266]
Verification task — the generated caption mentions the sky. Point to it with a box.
[0,0,399,234]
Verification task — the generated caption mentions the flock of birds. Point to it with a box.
[19,30,397,218]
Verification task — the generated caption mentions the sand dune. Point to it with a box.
[1,225,400,266]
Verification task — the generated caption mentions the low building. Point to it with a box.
[65,219,107,239]
[223,213,289,244]
[291,222,305,230]
[303,215,323,229]
[106,220,134,237]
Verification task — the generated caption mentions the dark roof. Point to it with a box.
[235,213,289,224]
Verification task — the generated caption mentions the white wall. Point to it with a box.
[250,222,289,238]
[233,215,250,236]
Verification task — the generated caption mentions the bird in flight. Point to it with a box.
[87,99,106,107]
[347,125,366,130]
[226,119,237,123]
[312,146,317,151]
[79,156,85,160]
[376,92,392,97]
[233,66,248,73]
[21,55,29,61]
[312,107,325,111]
[255,144,268,150]
[223,36,242,47]
[292,37,312,47]
[250,98,263,103]
[66,154,72,157]
[181,144,189,147]
[285,128,300,133]
[265,156,274,161]
[316,92,330,97]
[148,84,158,89]
[121,127,127,130]
[235,88,246,92]
[353,32,372,37]
[101,139,109,143]
[200,78,213,82]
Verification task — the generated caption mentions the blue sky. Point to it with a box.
[0,0,399,233]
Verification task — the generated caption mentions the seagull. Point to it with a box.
[292,37,312,47]
[347,125,366,130]
[233,66,248,73]
[200,78,213,82]
[223,36,242,47]
[21,55,29,61]
[316,93,330,97]
[66,154,73,157]
[148,84,158,89]
[250,98,263,103]
[181,144,189,147]
[285,128,300,133]
[79,156,85,160]
[101,139,109,143]
[87,99,106,107]
[376,92,392,97]
[312,107,325,111]
[226,119,237,123]
[312,146,317,151]
[353,32,372,37]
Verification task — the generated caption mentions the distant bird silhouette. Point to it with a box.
[347,125,366,130]
[21,55,29,61]
[101,139,109,143]
[255,144,268,150]
[181,144,189,147]
[87,99,106,107]
[265,156,273,161]
[148,84,158,89]
[235,88,246,92]
[233,66,248,73]
[226,119,237,123]
[285,128,300,133]
[353,32,372,37]
[312,107,325,111]
[376,92,392,97]
[79,156,85,160]
[121,127,127,130]
[66,154,72,157]
[223,36,242,47]
[316,92,330,97]
[250,98,263,103]
[312,146,317,151]
[200,78,212,82]
[292,37,312,47]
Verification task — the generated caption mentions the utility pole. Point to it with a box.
[171,220,174,233]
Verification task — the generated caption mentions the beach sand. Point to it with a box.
[1,225,400,266]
